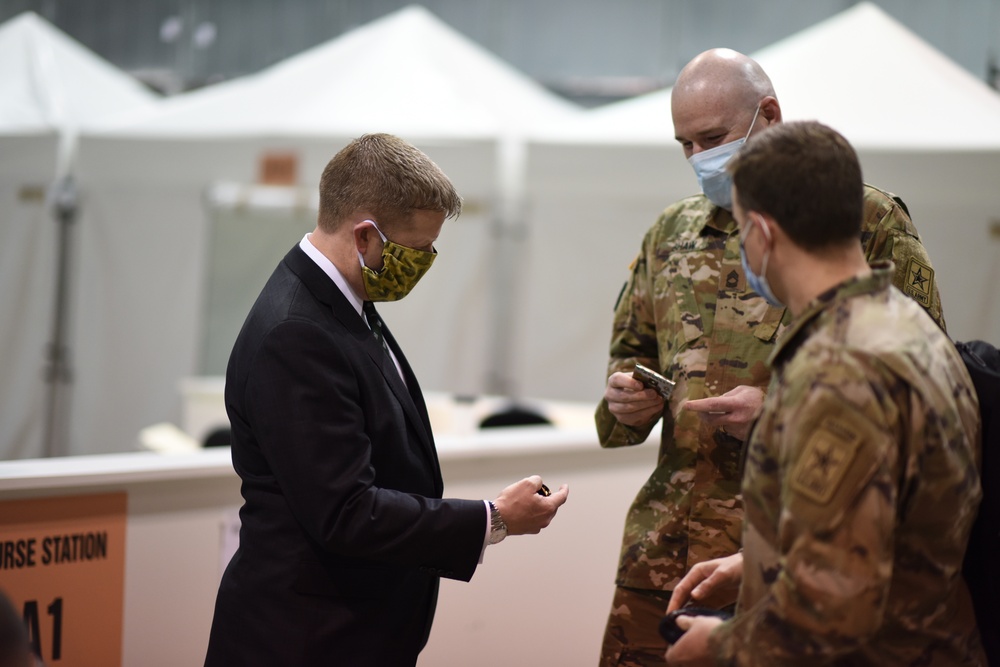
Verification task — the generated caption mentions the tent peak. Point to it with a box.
[0,8,157,135]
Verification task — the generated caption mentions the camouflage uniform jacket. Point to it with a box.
[595,186,945,592]
[710,263,984,666]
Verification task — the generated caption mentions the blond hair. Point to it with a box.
[317,133,462,232]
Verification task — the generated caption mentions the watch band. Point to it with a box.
[487,500,508,545]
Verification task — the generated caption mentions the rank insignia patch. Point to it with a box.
[792,418,861,505]
[903,257,934,307]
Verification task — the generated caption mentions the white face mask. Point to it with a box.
[688,104,761,210]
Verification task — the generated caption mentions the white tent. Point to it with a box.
[0,12,157,459]
[96,4,574,139]
[522,1,1000,403]
[0,12,155,136]
[68,5,578,455]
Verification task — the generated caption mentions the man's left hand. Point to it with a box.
[683,385,764,441]
[664,615,724,666]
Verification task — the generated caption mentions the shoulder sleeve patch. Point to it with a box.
[791,417,862,505]
[903,257,934,307]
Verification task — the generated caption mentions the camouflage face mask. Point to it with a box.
[357,219,436,302]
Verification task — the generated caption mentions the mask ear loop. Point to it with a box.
[752,214,772,244]
[357,219,388,268]
[744,104,762,141]
[362,219,388,243]
[751,214,773,280]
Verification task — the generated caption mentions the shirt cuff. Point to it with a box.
[477,499,491,564]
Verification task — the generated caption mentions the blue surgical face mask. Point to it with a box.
[739,215,783,308]
[688,104,762,210]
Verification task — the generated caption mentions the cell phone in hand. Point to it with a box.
[632,363,676,400]
[659,607,732,644]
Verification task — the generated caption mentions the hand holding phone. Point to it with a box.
[658,607,732,644]
[632,363,676,400]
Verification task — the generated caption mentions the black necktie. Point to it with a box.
[363,301,391,357]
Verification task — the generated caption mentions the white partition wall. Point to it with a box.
[422,443,657,666]
[0,133,60,460]
[0,12,157,460]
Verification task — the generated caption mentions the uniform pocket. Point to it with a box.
[654,254,707,351]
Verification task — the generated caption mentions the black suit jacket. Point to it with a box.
[204,245,485,667]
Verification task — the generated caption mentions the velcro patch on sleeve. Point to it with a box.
[791,418,862,505]
[903,257,934,307]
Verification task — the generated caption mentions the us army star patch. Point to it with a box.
[903,257,934,307]
[791,418,861,505]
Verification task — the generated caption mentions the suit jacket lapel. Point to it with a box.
[282,246,439,478]
[381,324,442,489]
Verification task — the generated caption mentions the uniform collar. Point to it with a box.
[702,199,737,235]
[769,261,895,367]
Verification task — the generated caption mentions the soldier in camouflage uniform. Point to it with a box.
[662,121,984,666]
[597,50,946,666]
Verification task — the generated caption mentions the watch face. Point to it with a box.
[489,502,507,544]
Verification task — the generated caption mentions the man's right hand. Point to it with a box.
[605,371,665,426]
[494,475,569,536]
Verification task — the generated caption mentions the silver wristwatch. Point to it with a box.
[488,501,508,545]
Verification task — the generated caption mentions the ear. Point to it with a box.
[352,220,377,254]
[759,96,781,126]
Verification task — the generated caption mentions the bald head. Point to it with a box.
[671,49,780,158]
[674,49,774,111]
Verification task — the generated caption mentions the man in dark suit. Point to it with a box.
[204,134,569,667]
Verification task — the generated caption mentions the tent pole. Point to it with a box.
[42,175,77,458]
[485,134,528,398]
